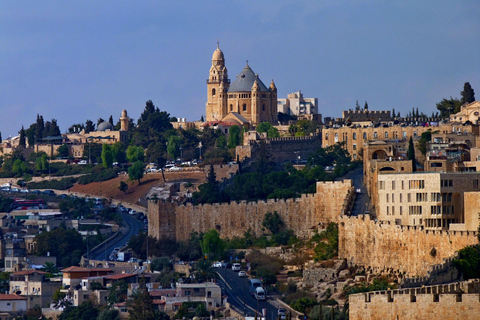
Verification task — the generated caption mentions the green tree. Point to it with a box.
[262,211,283,234]
[453,245,480,280]
[107,280,128,306]
[216,135,227,149]
[126,145,145,163]
[35,114,45,143]
[98,309,120,320]
[58,301,99,320]
[128,277,158,320]
[35,153,48,173]
[56,144,69,158]
[227,125,241,148]
[167,135,182,160]
[256,121,279,138]
[44,119,61,137]
[436,97,462,118]
[118,181,128,194]
[128,161,144,184]
[12,159,27,176]
[101,144,114,168]
[111,142,127,164]
[461,82,475,105]
[19,126,26,147]
[407,136,416,172]
[85,119,95,133]
[202,229,224,261]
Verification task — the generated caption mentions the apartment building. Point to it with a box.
[377,172,480,230]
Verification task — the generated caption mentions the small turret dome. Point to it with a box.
[97,121,113,131]
[212,46,224,61]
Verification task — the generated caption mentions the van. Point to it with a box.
[248,279,262,295]
[254,287,266,300]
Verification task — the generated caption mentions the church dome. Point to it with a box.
[212,46,224,61]
[228,63,269,93]
[97,121,113,131]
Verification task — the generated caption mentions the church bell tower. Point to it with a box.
[206,43,230,122]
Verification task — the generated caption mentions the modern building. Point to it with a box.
[277,90,319,118]
[206,44,278,126]
[9,270,61,308]
[376,171,480,230]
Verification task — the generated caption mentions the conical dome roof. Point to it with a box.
[212,46,224,61]
[228,63,269,92]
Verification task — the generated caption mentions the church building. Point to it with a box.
[205,44,278,126]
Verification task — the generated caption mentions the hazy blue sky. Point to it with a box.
[1,1,479,137]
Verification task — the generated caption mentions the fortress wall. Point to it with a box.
[148,180,352,242]
[349,281,480,320]
[339,215,478,277]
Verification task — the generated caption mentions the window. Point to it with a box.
[212,88,216,96]
[335,133,339,142]
[413,131,417,137]
[242,104,247,112]
[363,132,367,140]
[353,132,357,140]
[400,206,403,215]
[386,194,389,203]
[392,194,395,203]
[474,179,479,190]
[230,104,233,111]
[403,131,407,139]
[262,104,265,111]
[379,181,385,190]
[399,194,402,203]
[392,181,396,190]
[353,144,357,150]
[385,132,388,139]
[325,133,329,140]
[374,132,378,139]
[409,180,425,189]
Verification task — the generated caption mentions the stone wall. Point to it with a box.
[349,280,480,320]
[148,180,352,241]
[339,215,478,277]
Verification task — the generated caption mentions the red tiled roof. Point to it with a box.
[11,270,46,275]
[201,121,237,127]
[0,294,27,300]
[152,299,166,305]
[61,266,113,273]
[105,273,137,280]
[173,302,183,306]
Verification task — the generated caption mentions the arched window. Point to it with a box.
[242,104,247,112]
[262,104,265,111]
[212,88,216,96]
[230,104,233,111]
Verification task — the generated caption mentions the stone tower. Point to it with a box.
[206,44,230,122]
[120,109,129,131]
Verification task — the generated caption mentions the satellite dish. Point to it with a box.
[16,291,22,295]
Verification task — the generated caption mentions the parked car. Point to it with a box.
[212,262,222,268]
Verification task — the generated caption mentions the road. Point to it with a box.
[89,212,144,261]
[337,165,369,216]
[215,268,281,320]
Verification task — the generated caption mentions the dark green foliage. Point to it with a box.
[256,122,279,138]
[291,120,317,137]
[202,229,224,261]
[344,277,394,295]
[407,136,415,160]
[44,119,61,137]
[77,167,119,185]
[118,181,128,194]
[133,100,173,149]
[436,97,462,118]
[417,130,438,156]
[34,225,85,267]
[202,148,233,164]
[312,223,339,261]
[58,301,99,320]
[246,250,283,285]
[216,135,227,149]
[0,195,13,213]
[56,144,70,158]
[128,161,144,184]
[85,120,95,133]
[290,297,318,314]
[107,280,128,306]
[101,144,114,168]
[128,277,163,320]
[126,145,145,163]
[98,309,120,320]
[174,301,207,319]
[151,257,172,272]
[461,82,475,105]
[453,245,480,280]
[227,125,241,148]
[262,211,283,234]
[28,177,77,190]
[17,304,48,320]
[19,126,26,147]
[277,112,297,124]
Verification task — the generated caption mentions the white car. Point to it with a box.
[212,262,222,268]
[232,263,241,271]
[238,271,247,277]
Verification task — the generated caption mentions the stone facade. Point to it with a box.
[376,172,480,230]
[148,180,352,241]
[236,134,322,163]
[338,215,478,277]
[322,123,479,161]
[349,280,480,320]
[206,45,277,125]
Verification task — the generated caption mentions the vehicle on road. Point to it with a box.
[232,263,241,271]
[238,271,246,277]
[254,287,266,300]
[248,279,262,295]
[212,262,222,268]
[277,308,286,320]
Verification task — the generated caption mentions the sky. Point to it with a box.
[1,1,479,137]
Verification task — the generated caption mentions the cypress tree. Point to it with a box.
[407,136,416,172]
[19,126,26,147]
[461,82,475,104]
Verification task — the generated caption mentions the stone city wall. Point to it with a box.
[148,180,352,241]
[349,280,480,320]
[339,215,478,277]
